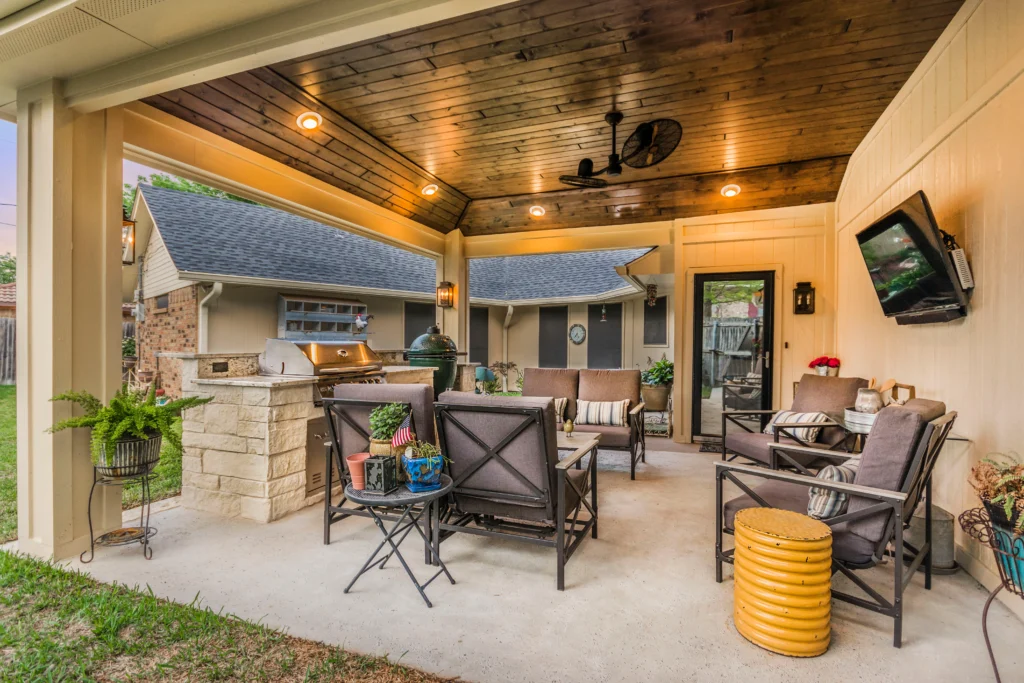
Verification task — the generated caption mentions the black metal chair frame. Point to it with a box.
[721,374,763,412]
[433,402,598,590]
[715,411,956,648]
[321,398,422,546]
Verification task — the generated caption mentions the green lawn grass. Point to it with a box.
[0,385,15,544]
[0,388,183,544]
[0,551,444,682]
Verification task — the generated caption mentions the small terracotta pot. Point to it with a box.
[346,452,371,490]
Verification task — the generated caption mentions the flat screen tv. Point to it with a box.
[856,191,968,325]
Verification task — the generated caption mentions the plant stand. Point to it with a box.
[80,468,157,563]
[959,508,1024,683]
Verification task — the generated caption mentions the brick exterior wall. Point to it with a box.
[138,285,198,397]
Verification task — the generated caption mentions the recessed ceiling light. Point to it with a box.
[529,205,546,217]
[296,111,322,130]
[421,184,439,196]
[721,184,741,198]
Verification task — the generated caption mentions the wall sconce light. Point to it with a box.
[296,111,323,130]
[720,184,741,198]
[646,284,658,307]
[794,281,815,314]
[436,281,455,308]
[122,212,136,265]
[600,304,608,322]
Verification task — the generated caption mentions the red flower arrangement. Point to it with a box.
[808,356,841,369]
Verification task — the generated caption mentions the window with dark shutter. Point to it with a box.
[644,296,668,346]
[538,306,568,368]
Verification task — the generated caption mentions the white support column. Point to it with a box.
[16,81,124,559]
[439,229,469,352]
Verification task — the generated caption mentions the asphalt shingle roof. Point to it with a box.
[469,250,648,302]
[140,184,646,303]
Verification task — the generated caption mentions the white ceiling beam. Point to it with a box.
[62,0,507,113]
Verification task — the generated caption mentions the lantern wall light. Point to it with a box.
[436,281,455,308]
[121,213,136,265]
[794,281,815,315]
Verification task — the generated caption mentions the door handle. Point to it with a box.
[763,351,770,370]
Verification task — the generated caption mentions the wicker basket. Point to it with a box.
[96,433,162,478]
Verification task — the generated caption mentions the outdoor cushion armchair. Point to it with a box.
[721,373,869,468]
[320,384,434,547]
[715,400,955,647]
[433,391,598,590]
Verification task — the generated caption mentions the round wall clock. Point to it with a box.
[569,323,586,345]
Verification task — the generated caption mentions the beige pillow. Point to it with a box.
[575,399,629,426]
[554,397,568,423]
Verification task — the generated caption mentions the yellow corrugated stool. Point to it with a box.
[733,508,832,657]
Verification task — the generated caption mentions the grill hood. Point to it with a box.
[262,339,383,377]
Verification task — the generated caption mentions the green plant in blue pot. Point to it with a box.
[402,440,445,492]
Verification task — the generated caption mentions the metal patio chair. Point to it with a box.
[721,373,869,469]
[715,399,955,647]
[433,391,598,590]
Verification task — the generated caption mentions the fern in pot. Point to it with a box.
[48,384,211,478]
[970,453,1024,533]
[641,358,674,412]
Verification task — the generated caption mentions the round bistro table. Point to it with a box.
[343,474,455,608]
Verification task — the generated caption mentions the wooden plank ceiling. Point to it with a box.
[144,0,963,236]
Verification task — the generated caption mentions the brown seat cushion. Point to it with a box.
[453,467,590,523]
[563,423,631,449]
[900,398,946,422]
[723,480,876,565]
[578,369,641,411]
[724,431,826,467]
[330,383,435,445]
[791,374,869,446]
[522,368,580,420]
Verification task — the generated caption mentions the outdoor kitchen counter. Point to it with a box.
[179,363,438,525]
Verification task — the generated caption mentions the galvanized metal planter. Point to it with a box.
[95,433,162,478]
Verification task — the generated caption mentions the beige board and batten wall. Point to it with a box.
[672,203,836,442]
[834,0,1024,617]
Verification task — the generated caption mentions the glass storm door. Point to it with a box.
[691,272,774,440]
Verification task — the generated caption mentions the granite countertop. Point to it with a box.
[194,365,438,388]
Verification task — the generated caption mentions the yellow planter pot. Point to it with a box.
[733,508,832,657]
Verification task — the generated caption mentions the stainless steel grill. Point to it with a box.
[260,339,386,403]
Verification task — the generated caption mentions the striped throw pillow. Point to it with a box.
[763,410,830,443]
[807,462,859,519]
[554,397,568,424]
[575,399,629,426]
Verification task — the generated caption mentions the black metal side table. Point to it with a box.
[959,508,1024,683]
[343,475,455,607]
[80,468,157,563]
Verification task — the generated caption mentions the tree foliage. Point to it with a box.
[123,173,257,215]
[0,253,14,284]
[48,384,211,462]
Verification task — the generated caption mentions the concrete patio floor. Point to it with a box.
[70,446,1022,683]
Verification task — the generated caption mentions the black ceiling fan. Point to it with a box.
[558,112,682,189]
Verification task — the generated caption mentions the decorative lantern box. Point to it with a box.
[364,455,399,495]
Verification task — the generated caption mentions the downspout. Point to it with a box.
[198,282,223,354]
[502,304,514,392]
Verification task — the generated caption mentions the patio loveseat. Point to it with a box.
[715,398,955,647]
[521,368,646,479]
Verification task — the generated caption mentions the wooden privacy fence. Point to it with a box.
[0,318,13,385]
[0,319,135,386]
[701,318,760,388]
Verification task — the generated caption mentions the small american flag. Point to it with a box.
[391,413,413,448]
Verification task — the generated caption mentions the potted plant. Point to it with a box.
[808,356,840,377]
[641,357,673,411]
[121,337,138,370]
[368,402,411,476]
[402,440,445,492]
[489,360,518,393]
[48,384,211,478]
[970,453,1024,533]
